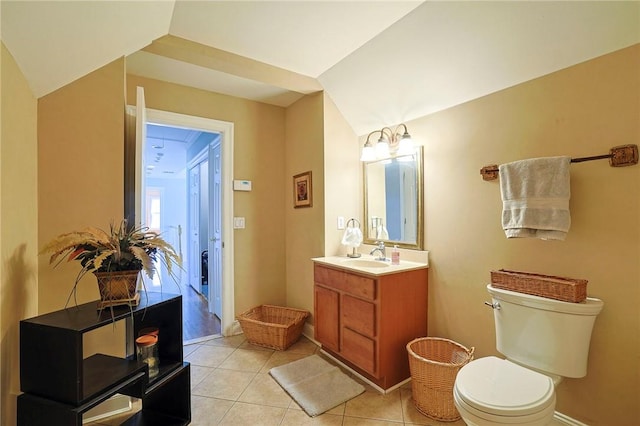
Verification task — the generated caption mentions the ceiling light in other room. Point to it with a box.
[152,138,165,149]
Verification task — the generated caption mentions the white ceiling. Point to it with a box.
[2,1,639,136]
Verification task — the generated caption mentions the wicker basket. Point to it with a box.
[491,269,587,303]
[94,270,140,308]
[237,305,309,350]
[406,337,474,422]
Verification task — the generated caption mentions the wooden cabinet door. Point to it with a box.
[314,285,340,352]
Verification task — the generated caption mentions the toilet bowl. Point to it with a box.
[453,357,556,425]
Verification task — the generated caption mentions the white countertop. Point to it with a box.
[312,255,428,276]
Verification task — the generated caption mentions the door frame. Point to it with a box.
[144,108,235,336]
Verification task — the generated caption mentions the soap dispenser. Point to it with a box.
[391,245,400,265]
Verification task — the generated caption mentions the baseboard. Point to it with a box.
[302,322,316,344]
[554,412,590,426]
[319,349,407,395]
[228,319,243,336]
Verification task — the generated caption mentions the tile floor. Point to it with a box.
[90,334,467,426]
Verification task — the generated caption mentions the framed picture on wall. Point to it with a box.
[293,171,312,208]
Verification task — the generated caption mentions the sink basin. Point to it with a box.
[341,259,390,268]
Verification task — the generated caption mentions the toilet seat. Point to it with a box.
[454,356,555,420]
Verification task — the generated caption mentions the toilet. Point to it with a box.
[453,284,603,425]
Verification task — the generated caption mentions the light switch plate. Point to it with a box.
[337,216,345,230]
[233,217,245,229]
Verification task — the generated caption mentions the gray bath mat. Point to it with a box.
[269,354,365,417]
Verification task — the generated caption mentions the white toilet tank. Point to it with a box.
[488,284,603,378]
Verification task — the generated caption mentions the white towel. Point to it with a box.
[499,156,571,240]
[341,227,363,247]
[375,225,389,240]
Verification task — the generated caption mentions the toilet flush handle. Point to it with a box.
[484,301,501,310]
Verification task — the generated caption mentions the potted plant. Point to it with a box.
[41,219,182,308]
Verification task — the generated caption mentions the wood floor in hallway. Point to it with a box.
[182,284,221,341]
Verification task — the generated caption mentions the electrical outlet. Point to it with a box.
[337,216,345,230]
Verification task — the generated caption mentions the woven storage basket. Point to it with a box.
[406,337,474,422]
[237,305,309,350]
[491,269,587,303]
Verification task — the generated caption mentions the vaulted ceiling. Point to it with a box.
[2,1,639,135]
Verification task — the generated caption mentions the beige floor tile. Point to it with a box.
[239,340,277,352]
[218,347,273,372]
[237,372,293,408]
[192,368,256,400]
[260,350,312,372]
[400,387,465,425]
[345,389,404,422]
[92,337,476,425]
[285,336,319,354]
[186,344,235,368]
[343,417,404,425]
[184,343,200,358]
[218,401,286,425]
[203,334,246,348]
[190,364,215,390]
[190,395,234,426]
[289,400,346,416]
[280,408,344,425]
[326,403,346,416]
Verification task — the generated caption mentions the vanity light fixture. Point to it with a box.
[360,124,414,162]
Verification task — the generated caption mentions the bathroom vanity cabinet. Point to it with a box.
[313,261,428,390]
[18,293,190,425]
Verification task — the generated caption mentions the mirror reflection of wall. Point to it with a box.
[364,147,423,250]
[385,160,417,242]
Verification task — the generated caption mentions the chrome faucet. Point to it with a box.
[370,241,387,261]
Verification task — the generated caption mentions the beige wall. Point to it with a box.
[404,44,638,425]
[322,93,360,257]
[283,92,325,316]
[38,58,126,314]
[0,42,38,426]
[126,75,288,314]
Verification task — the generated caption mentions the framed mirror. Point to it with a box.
[363,146,424,250]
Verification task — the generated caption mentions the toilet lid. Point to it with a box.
[455,356,555,417]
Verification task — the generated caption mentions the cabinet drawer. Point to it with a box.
[342,328,376,375]
[342,295,375,338]
[314,265,376,300]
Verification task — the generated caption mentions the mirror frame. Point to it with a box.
[363,146,424,250]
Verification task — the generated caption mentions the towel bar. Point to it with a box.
[480,144,638,181]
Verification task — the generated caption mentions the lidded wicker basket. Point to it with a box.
[237,305,309,350]
[407,337,474,422]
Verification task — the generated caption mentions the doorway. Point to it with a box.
[144,124,222,341]
[128,102,236,340]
